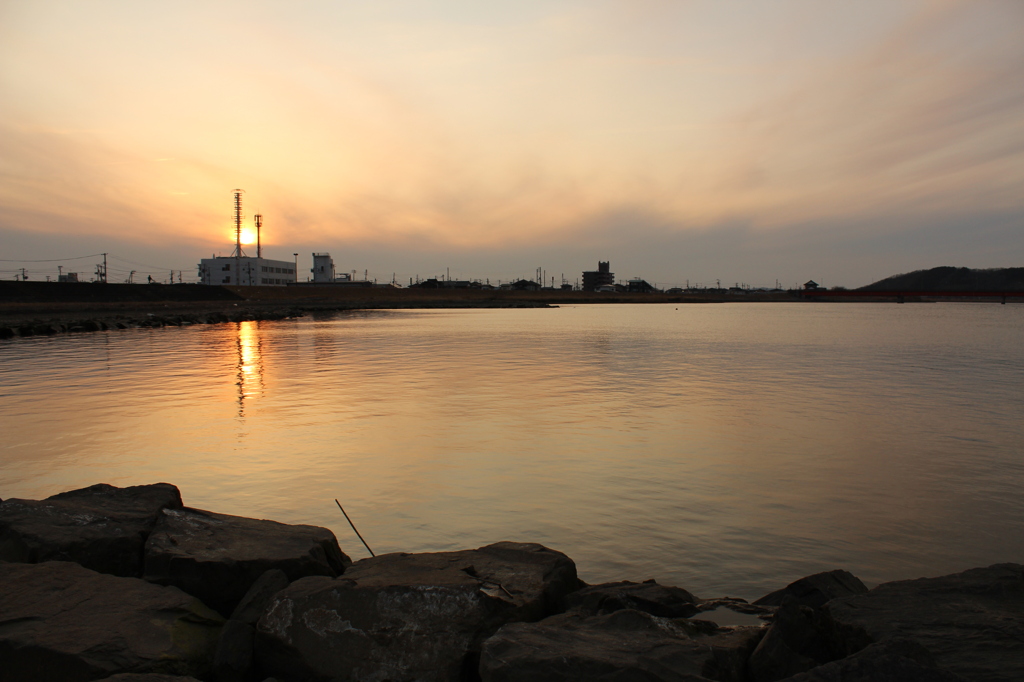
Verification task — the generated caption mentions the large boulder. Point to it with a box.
[0,561,223,682]
[214,570,291,682]
[779,639,969,681]
[143,506,351,617]
[747,597,847,682]
[479,609,763,682]
[230,568,291,624]
[212,620,256,682]
[0,482,182,576]
[754,570,868,609]
[823,563,1024,682]
[566,579,700,618]
[96,671,205,675]
[255,542,580,682]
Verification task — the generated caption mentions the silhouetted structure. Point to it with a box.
[582,261,614,291]
[627,278,655,293]
[411,278,479,289]
[510,279,541,291]
[197,191,297,286]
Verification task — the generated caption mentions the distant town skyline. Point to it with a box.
[2,1,1022,288]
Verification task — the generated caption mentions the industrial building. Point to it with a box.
[312,253,356,283]
[198,256,297,286]
[197,190,297,286]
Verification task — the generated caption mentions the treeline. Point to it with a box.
[859,266,1024,291]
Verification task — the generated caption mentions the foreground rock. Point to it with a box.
[754,569,867,609]
[480,609,762,682]
[0,561,223,682]
[823,563,1024,682]
[778,639,969,681]
[0,482,182,576]
[566,579,700,618]
[96,676,203,682]
[212,570,292,682]
[144,506,351,617]
[255,542,580,682]
[747,597,847,682]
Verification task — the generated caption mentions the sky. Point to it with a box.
[1,0,1022,287]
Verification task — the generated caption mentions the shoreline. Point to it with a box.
[2,481,1021,681]
[2,280,1018,340]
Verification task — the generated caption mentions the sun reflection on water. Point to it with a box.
[235,320,264,416]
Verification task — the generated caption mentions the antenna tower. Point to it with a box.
[231,189,247,258]
[254,213,263,259]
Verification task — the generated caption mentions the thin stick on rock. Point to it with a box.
[335,499,375,557]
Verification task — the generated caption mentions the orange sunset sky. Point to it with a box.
[2,1,1022,287]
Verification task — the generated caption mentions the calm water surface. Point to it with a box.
[2,303,1023,599]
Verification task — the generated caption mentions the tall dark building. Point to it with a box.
[582,261,615,291]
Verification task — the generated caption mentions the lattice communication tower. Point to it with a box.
[231,189,247,258]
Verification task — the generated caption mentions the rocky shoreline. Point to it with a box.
[0,306,306,339]
[1,483,1021,681]
[0,301,558,340]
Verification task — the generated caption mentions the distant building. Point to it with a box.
[198,256,297,286]
[510,279,541,291]
[804,280,820,290]
[582,261,614,291]
[312,253,336,283]
[627,278,655,293]
[58,272,79,283]
[411,278,480,289]
[299,251,395,286]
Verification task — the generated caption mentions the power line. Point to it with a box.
[0,253,105,263]
[108,254,192,271]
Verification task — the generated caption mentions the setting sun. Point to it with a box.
[239,229,257,245]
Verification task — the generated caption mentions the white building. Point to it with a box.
[198,256,297,286]
[310,253,352,283]
[312,253,335,283]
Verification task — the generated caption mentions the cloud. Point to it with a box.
[1,1,1023,285]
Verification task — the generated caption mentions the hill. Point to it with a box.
[859,267,1024,292]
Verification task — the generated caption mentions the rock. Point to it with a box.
[144,506,351,617]
[230,568,291,624]
[779,639,969,681]
[213,620,255,682]
[0,561,223,682]
[96,671,205,675]
[479,608,763,682]
[566,579,699,618]
[255,541,580,682]
[0,482,183,576]
[823,563,1024,682]
[754,570,867,609]
[747,597,846,682]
